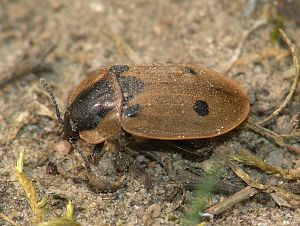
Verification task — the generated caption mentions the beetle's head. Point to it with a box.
[40,78,93,180]
[40,78,79,144]
[62,110,80,143]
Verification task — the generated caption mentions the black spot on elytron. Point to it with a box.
[183,67,198,76]
[123,104,141,118]
[117,76,144,101]
[193,100,209,116]
[109,65,130,76]
[67,79,115,131]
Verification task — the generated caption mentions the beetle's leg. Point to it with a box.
[70,141,92,177]
[88,135,123,164]
[165,183,186,210]
[158,156,187,209]
[181,156,245,195]
[69,140,125,192]
[126,146,188,206]
[88,143,105,165]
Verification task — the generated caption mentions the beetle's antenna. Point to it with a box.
[40,78,64,125]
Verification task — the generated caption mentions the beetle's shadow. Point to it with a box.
[85,130,241,193]
[124,131,236,163]
[121,131,243,195]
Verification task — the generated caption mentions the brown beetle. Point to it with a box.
[43,64,249,144]
[41,63,249,189]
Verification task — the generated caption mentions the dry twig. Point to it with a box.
[0,42,55,88]
[102,23,142,64]
[257,29,299,125]
[245,119,285,147]
[207,162,300,216]
[224,19,268,74]
[232,149,299,180]
[0,212,18,226]
[206,186,259,216]
[230,163,300,208]
[226,48,287,68]
[281,131,300,140]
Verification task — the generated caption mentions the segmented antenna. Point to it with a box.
[40,78,64,125]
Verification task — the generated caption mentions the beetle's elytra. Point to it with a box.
[59,63,249,145]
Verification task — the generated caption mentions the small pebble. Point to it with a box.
[55,140,71,156]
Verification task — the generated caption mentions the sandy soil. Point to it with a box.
[1,0,300,225]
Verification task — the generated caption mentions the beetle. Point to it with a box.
[41,63,249,190]
[43,64,249,144]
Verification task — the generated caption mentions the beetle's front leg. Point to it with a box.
[84,136,126,193]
